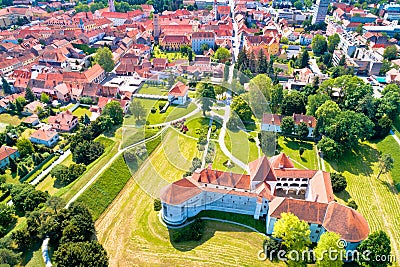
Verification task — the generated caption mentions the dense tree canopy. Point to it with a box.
[383,45,397,60]
[312,35,328,56]
[230,96,254,123]
[327,33,340,53]
[94,47,114,72]
[281,116,295,138]
[16,138,34,157]
[196,83,216,115]
[102,100,124,125]
[54,241,108,267]
[213,47,231,63]
[9,184,49,213]
[330,172,347,192]
[281,91,306,116]
[358,230,391,267]
[314,232,344,267]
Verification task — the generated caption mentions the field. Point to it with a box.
[224,129,260,164]
[121,126,160,149]
[325,137,400,262]
[72,106,92,118]
[124,98,198,126]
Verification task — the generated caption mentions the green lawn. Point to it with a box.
[212,143,245,174]
[152,46,188,63]
[121,126,160,149]
[0,113,24,132]
[138,84,168,95]
[60,103,74,111]
[72,107,92,118]
[374,135,400,190]
[224,129,259,164]
[325,139,400,261]
[124,98,197,126]
[277,136,318,170]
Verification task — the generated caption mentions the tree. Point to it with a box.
[378,89,400,120]
[1,77,12,95]
[377,154,394,179]
[54,241,108,267]
[306,94,330,116]
[0,203,16,231]
[25,87,35,102]
[15,96,26,112]
[154,198,162,211]
[16,138,34,157]
[373,115,392,139]
[318,137,341,159]
[293,0,303,9]
[94,47,114,72]
[223,64,230,81]
[259,131,276,156]
[230,96,254,124]
[83,113,91,125]
[314,232,344,267]
[0,248,21,266]
[281,91,306,116]
[188,48,193,62]
[383,45,397,61]
[281,117,295,138]
[270,84,283,113]
[17,164,28,178]
[249,74,273,101]
[355,23,363,34]
[115,1,132,12]
[380,60,392,76]
[272,212,311,267]
[213,47,231,63]
[315,100,341,134]
[129,98,146,121]
[46,196,65,215]
[358,231,391,267]
[327,33,340,53]
[325,111,374,151]
[196,83,216,116]
[12,227,31,251]
[8,157,17,173]
[72,140,104,165]
[102,100,123,125]
[257,49,268,73]
[347,199,358,210]
[200,43,209,53]
[312,35,328,56]
[40,93,50,104]
[297,49,309,68]
[330,172,347,192]
[10,184,49,213]
[296,122,309,140]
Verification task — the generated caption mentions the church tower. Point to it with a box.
[108,0,115,12]
[153,13,160,39]
[213,0,218,20]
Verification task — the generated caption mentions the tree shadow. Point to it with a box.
[103,125,119,138]
[283,139,313,151]
[379,179,399,195]
[325,143,378,176]
[21,240,42,266]
[334,190,351,202]
[167,219,257,252]
[53,178,65,189]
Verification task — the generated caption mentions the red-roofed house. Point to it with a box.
[30,129,59,147]
[0,146,19,169]
[168,81,189,104]
[48,110,78,132]
[261,113,316,137]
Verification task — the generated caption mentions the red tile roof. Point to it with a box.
[249,156,276,182]
[30,129,58,142]
[168,81,189,97]
[323,202,369,242]
[0,146,18,161]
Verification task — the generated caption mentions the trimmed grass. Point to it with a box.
[124,98,197,126]
[374,135,400,190]
[138,84,168,95]
[59,103,74,111]
[212,143,245,174]
[224,129,259,164]
[277,136,318,170]
[121,126,160,149]
[0,113,24,131]
[72,107,92,118]
[325,140,400,261]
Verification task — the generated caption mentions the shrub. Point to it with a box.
[248,136,255,142]
[159,104,165,110]
[263,237,281,260]
[330,172,347,192]
[171,219,204,243]
[151,107,156,113]
[154,198,162,211]
[347,199,358,210]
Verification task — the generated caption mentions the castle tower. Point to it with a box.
[108,0,115,12]
[153,13,160,39]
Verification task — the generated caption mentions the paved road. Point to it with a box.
[133,94,168,100]
[30,150,71,186]
[390,130,400,147]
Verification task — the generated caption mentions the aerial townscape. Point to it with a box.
[0,0,399,265]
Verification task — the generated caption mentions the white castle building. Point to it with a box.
[160,153,369,249]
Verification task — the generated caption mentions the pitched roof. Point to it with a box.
[169,81,189,97]
[48,110,78,131]
[270,153,295,169]
[160,177,202,205]
[262,113,282,126]
[308,171,334,203]
[194,166,251,190]
[323,202,369,242]
[293,113,316,128]
[30,129,58,142]
[269,198,329,225]
[248,156,276,182]
[0,146,18,161]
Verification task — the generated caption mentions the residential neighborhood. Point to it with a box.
[0,0,399,266]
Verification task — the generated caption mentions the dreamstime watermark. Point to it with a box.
[257,239,396,263]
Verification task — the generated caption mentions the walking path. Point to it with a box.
[133,94,168,100]
[201,117,214,168]
[30,150,71,186]
[390,130,400,147]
